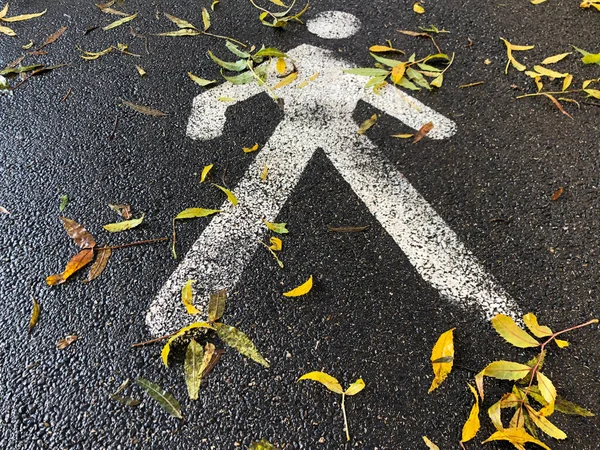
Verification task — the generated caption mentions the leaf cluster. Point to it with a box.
[248,0,309,28]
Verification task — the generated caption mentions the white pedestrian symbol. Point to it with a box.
[146,11,519,337]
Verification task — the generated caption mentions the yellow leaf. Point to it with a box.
[482,428,551,450]
[562,74,573,91]
[200,164,213,182]
[0,23,14,36]
[29,296,40,333]
[175,208,221,219]
[298,371,344,394]
[476,361,532,400]
[541,52,571,64]
[276,57,286,75]
[268,237,282,251]
[273,71,298,89]
[283,275,313,297]
[428,328,455,393]
[213,184,238,206]
[309,72,319,81]
[370,45,404,53]
[161,322,215,367]
[502,38,535,51]
[358,114,378,134]
[488,392,521,431]
[422,436,440,450]
[164,13,197,30]
[522,313,553,338]
[181,280,201,315]
[103,214,145,232]
[533,65,567,78]
[263,219,288,234]
[530,0,547,3]
[461,384,480,442]
[344,378,365,396]
[103,12,137,31]
[584,88,600,99]
[555,338,569,348]
[536,372,556,407]
[156,29,201,37]
[260,165,268,181]
[431,73,444,88]
[391,63,406,85]
[0,3,8,18]
[297,80,309,89]
[188,72,216,87]
[201,7,210,31]
[243,143,259,153]
[413,2,425,14]
[1,9,46,22]
[136,65,146,77]
[392,133,414,138]
[491,314,540,348]
[525,405,567,439]
[535,76,543,91]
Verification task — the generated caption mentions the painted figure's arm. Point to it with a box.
[362,84,457,140]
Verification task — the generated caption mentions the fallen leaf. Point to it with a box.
[584,88,600,99]
[370,45,405,53]
[122,100,166,116]
[79,46,113,60]
[413,122,434,143]
[273,71,298,89]
[391,133,414,139]
[283,275,313,297]
[200,164,213,182]
[60,217,96,249]
[263,220,288,234]
[0,206,10,214]
[563,74,573,91]
[214,322,270,367]
[110,394,140,406]
[86,247,112,282]
[103,214,144,232]
[537,371,557,409]
[213,184,238,206]
[156,29,201,37]
[184,338,204,400]
[459,81,485,88]
[208,289,226,322]
[103,13,137,31]
[56,335,78,349]
[298,371,343,394]
[501,38,534,74]
[29,295,40,334]
[422,436,440,450]
[413,2,425,13]
[523,312,553,337]
[475,360,532,400]
[482,428,551,450]
[161,322,215,367]
[249,439,276,450]
[542,93,573,119]
[260,165,268,181]
[268,237,282,251]
[135,65,146,77]
[199,342,219,378]
[1,8,46,23]
[0,24,15,36]
[276,57,286,75]
[243,143,259,153]
[555,338,569,348]
[541,52,571,65]
[531,0,547,3]
[491,313,540,348]
[358,114,378,135]
[343,68,391,77]
[135,377,183,419]
[175,208,221,219]
[108,203,132,219]
[164,13,197,30]
[328,225,369,233]
[428,328,455,393]
[59,195,69,212]
[46,249,95,285]
[525,404,567,439]
[182,280,201,315]
[344,378,366,396]
[208,50,248,72]
[188,72,216,87]
[461,384,480,442]
[202,7,210,31]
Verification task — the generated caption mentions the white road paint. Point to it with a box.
[306,11,362,39]
[146,43,519,337]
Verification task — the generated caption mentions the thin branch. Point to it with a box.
[131,332,177,347]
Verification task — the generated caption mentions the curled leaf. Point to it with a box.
[243,143,259,153]
[213,184,238,206]
[298,371,344,394]
[135,377,183,419]
[482,428,551,450]
[56,335,78,349]
[413,121,434,143]
[86,247,112,282]
[263,220,288,234]
[103,214,144,232]
[461,384,480,442]
[161,322,215,367]
[108,203,132,219]
[214,322,270,367]
[428,328,455,393]
[344,378,365,396]
[182,280,201,315]
[273,71,298,89]
[200,164,213,182]
[413,2,425,13]
[188,72,216,87]
[268,237,282,251]
[358,114,378,135]
[283,275,313,297]
[523,313,553,337]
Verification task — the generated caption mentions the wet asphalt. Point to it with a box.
[1,0,600,449]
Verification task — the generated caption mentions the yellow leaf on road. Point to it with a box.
[268,237,282,251]
[541,52,571,64]
[537,371,557,407]
[344,378,365,396]
[491,314,540,348]
[29,296,40,333]
[461,384,480,442]
[1,8,46,22]
[182,280,200,315]
[273,71,298,89]
[103,214,145,232]
[188,72,216,87]
[184,338,203,400]
[422,436,440,450]
[358,114,378,134]
[413,2,425,13]
[298,371,344,394]
[428,328,455,393]
[522,313,553,337]
[162,322,215,367]
[533,65,567,78]
[200,164,213,182]
[0,24,15,35]
[475,360,532,400]
[263,219,288,234]
[482,428,551,450]
[213,184,238,206]
[214,322,270,367]
[283,275,313,297]
[175,208,221,219]
[164,13,197,30]
[243,143,259,153]
[526,404,567,439]
[103,13,137,31]
[276,57,286,75]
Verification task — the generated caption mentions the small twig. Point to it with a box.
[516,89,582,99]
[201,31,246,47]
[341,393,350,441]
[108,115,119,141]
[131,332,177,347]
[130,27,150,55]
[96,237,169,251]
[61,88,72,102]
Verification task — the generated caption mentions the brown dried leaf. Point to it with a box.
[122,100,166,116]
[56,335,78,349]
[46,248,94,285]
[38,26,67,50]
[108,203,132,219]
[328,225,369,233]
[413,122,434,143]
[29,296,40,334]
[60,217,96,249]
[551,187,564,201]
[542,93,573,119]
[86,248,112,282]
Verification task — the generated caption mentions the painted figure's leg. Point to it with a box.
[324,121,519,320]
[146,120,317,336]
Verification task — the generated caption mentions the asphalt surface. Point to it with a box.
[1,1,600,449]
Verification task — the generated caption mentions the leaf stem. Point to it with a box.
[131,331,177,347]
[516,89,582,99]
[201,31,247,48]
[96,237,169,251]
[341,393,350,441]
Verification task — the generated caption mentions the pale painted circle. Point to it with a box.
[306,11,361,39]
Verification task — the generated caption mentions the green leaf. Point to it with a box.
[343,68,390,77]
[221,70,256,85]
[103,13,137,31]
[430,73,443,88]
[253,47,287,58]
[175,208,221,220]
[103,214,144,232]
[0,64,44,76]
[109,394,141,407]
[208,288,226,322]
[364,75,388,89]
[582,54,600,64]
[188,72,216,87]
[406,67,431,90]
[161,322,215,367]
[184,338,204,400]
[398,76,420,91]
[263,219,288,234]
[59,195,69,212]
[491,314,540,348]
[208,51,248,71]
[135,378,183,419]
[370,53,405,68]
[417,62,442,72]
[527,386,595,416]
[225,40,250,58]
[214,322,270,367]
